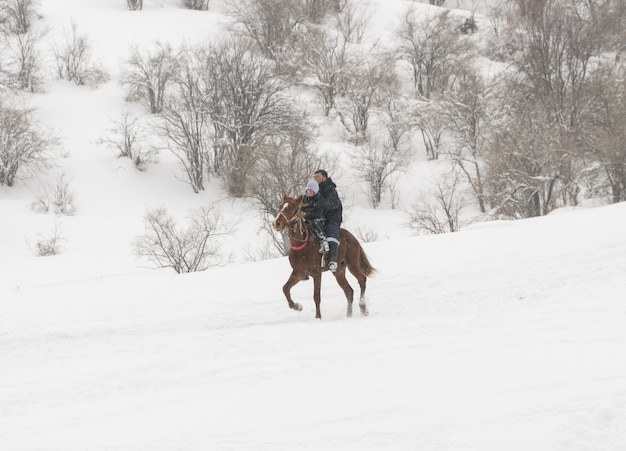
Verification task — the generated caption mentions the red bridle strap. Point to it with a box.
[290,225,309,250]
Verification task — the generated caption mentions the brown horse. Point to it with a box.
[272,194,376,320]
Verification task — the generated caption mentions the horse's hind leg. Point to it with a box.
[347,265,369,316]
[333,269,355,317]
[313,273,322,320]
[283,271,304,312]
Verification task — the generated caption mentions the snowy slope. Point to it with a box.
[2,203,626,451]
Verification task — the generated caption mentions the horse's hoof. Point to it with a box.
[359,303,369,316]
[294,303,303,311]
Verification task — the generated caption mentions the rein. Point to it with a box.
[277,209,309,251]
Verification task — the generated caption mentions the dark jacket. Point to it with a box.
[302,192,324,222]
[317,177,342,225]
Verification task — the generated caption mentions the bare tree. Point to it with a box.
[412,100,446,160]
[155,50,210,193]
[302,0,337,23]
[98,112,153,170]
[352,135,411,209]
[2,0,39,34]
[121,41,180,114]
[0,99,52,186]
[483,82,572,218]
[249,120,321,216]
[441,68,493,213]
[298,27,353,116]
[52,21,109,87]
[375,77,414,154]
[582,62,626,203]
[134,206,233,273]
[478,0,601,218]
[510,0,596,131]
[395,8,469,99]
[2,29,46,92]
[333,0,371,44]
[225,0,307,70]
[407,170,465,235]
[584,0,626,58]
[200,39,298,197]
[337,54,392,143]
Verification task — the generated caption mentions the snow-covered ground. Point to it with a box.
[2,1,626,450]
[3,201,626,450]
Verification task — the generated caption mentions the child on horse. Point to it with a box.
[301,179,330,256]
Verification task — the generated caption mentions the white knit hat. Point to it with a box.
[304,179,319,195]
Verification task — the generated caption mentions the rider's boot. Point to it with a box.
[313,225,329,255]
[328,243,338,273]
[318,237,329,255]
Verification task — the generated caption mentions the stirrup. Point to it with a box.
[329,261,337,273]
[319,240,329,254]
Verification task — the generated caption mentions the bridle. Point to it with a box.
[275,202,309,251]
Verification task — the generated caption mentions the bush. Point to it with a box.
[52,22,109,87]
[120,41,180,114]
[1,0,39,34]
[2,30,46,92]
[0,99,52,187]
[185,0,208,10]
[31,171,76,215]
[127,0,143,10]
[36,223,64,256]
[460,16,477,34]
[134,206,233,273]
[407,171,465,234]
[97,113,153,170]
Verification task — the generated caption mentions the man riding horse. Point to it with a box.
[302,170,343,272]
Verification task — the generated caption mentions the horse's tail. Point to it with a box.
[358,244,376,277]
[340,228,376,276]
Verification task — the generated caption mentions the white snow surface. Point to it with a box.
[2,1,626,450]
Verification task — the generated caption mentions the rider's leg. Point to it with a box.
[325,223,340,272]
[313,219,329,254]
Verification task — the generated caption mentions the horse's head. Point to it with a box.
[273,194,304,232]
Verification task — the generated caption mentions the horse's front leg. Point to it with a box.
[283,271,303,312]
[313,273,322,319]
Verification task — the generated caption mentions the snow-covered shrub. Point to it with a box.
[134,206,233,273]
[36,224,64,256]
[1,0,39,35]
[31,172,76,215]
[98,113,154,171]
[0,99,51,187]
[120,41,180,114]
[127,0,143,10]
[52,21,109,87]
[184,0,208,10]
[407,171,465,234]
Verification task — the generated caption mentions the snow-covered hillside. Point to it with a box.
[3,199,626,450]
